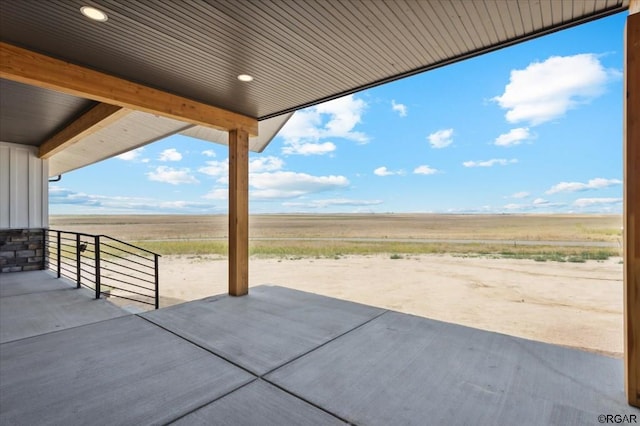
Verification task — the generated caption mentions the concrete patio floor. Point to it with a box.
[0,270,637,425]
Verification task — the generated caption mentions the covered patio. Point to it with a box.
[1,0,639,420]
[1,270,636,425]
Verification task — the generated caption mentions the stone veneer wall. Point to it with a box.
[0,228,46,273]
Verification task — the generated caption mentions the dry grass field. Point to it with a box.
[50,214,624,357]
[50,214,622,261]
[50,213,622,242]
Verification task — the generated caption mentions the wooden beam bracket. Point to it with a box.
[39,103,129,159]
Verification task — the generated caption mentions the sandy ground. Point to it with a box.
[157,254,623,358]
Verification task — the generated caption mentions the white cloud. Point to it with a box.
[280,109,322,143]
[202,149,216,158]
[494,127,532,147]
[249,156,284,172]
[280,94,368,155]
[116,147,144,161]
[428,128,454,149]
[147,166,199,185]
[509,191,530,199]
[502,199,566,211]
[202,188,228,200]
[573,197,622,208]
[282,199,383,209]
[200,156,284,179]
[413,165,438,175]
[374,166,404,176]
[315,95,368,142]
[463,158,518,168]
[199,159,229,179]
[49,186,102,206]
[159,148,182,162]
[200,155,350,201]
[282,142,336,156]
[391,100,407,117]
[502,203,523,210]
[50,186,217,213]
[545,177,622,194]
[493,53,620,126]
[250,171,349,199]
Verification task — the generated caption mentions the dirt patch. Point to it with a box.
[157,254,623,358]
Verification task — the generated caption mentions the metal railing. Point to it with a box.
[45,229,160,310]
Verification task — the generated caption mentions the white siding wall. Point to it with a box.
[0,142,48,228]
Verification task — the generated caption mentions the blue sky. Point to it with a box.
[50,12,626,215]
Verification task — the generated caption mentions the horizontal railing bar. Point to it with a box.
[45,228,160,310]
[60,263,78,273]
[101,282,154,296]
[79,282,95,291]
[60,268,75,280]
[59,271,76,282]
[100,242,155,261]
[59,264,75,275]
[99,253,153,268]
[102,285,153,299]
[48,229,102,239]
[101,272,154,289]
[102,292,154,306]
[100,257,155,277]
[78,265,95,277]
[99,252,154,271]
[99,235,161,257]
[58,235,84,240]
[79,259,96,268]
[79,266,96,278]
[101,273,155,291]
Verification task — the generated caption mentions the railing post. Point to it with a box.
[44,229,49,271]
[56,231,61,278]
[154,253,160,309]
[94,235,101,299]
[75,233,81,289]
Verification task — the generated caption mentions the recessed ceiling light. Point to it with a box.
[80,6,108,22]
[237,74,254,82]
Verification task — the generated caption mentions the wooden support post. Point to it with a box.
[625,2,640,408]
[228,129,249,296]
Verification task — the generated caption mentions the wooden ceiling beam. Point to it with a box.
[0,42,258,136]
[39,103,130,159]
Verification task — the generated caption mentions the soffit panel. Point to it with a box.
[47,110,191,176]
[0,79,96,146]
[180,112,294,153]
[0,0,629,122]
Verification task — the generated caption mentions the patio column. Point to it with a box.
[625,0,640,408]
[228,128,249,296]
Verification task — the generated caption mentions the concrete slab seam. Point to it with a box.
[259,377,355,425]
[162,378,260,425]
[136,314,258,377]
[262,309,390,378]
[0,311,133,345]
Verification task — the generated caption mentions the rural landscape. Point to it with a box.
[50,213,624,358]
